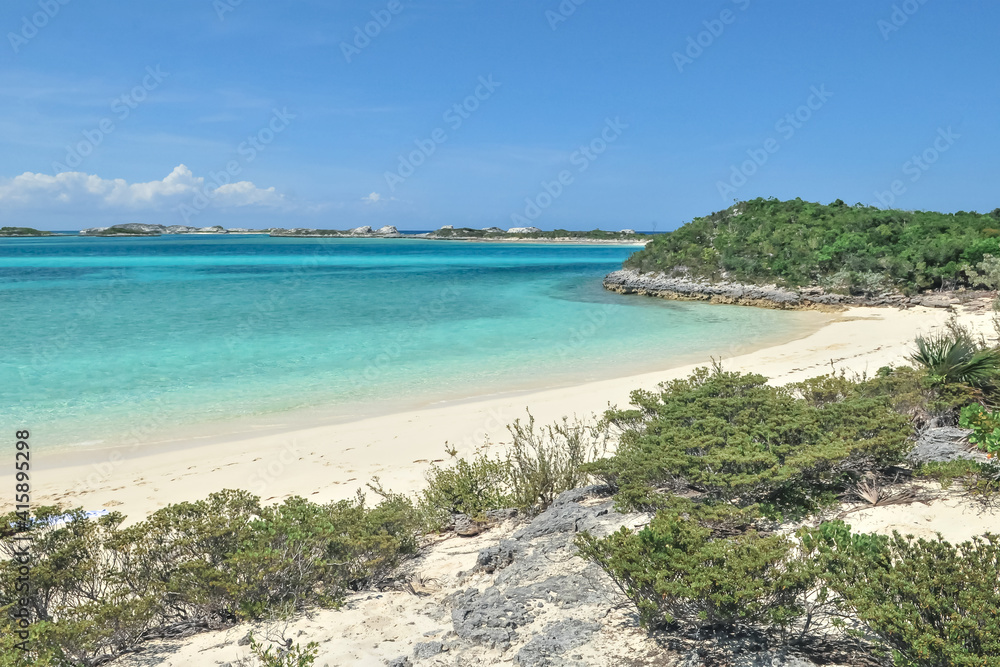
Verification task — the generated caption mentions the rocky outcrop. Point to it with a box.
[507,227,542,234]
[79,223,164,236]
[447,487,647,662]
[350,225,374,235]
[376,225,400,236]
[80,223,230,236]
[603,268,974,311]
[482,227,505,234]
[908,426,986,464]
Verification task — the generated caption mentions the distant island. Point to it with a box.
[606,198,1000,309]
[75,223,648,242]
[0,226,55,236]
[79,223,232,236]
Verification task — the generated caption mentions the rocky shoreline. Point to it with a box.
[603,268,984,311]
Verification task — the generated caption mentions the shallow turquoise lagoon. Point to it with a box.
[0,235,825,451]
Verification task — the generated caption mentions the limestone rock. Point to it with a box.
[508,227,541,234]
[453,514,483,537]
[375,225,399,236]
[412,641,445,660]
[350,226,374,235]
[908,426,985,464]
[514,619,601,666]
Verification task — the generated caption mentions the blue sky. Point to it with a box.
[1,0,997,231]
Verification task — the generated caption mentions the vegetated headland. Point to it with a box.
[606,197,1000,309]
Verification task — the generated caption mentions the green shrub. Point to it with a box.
[420,456,514,527]
[0,490,422,666]
[577,499,817,635]
[801,521,1000,666]
[959,403,1000,456]
[795,366,976,424]
[236,633,319,667]
[506,414,609,511]
[589,367,911,514]
[915,459,1000,498]
[420,414,609,525]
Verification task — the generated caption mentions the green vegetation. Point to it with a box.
[914,459,1000,498]
[577,357,1000,664]
[625,198,1000,293]
[586,367,911,516]
[960,404,1000,456]
[801,521,1000,666]
[0,227,53,236]
[430,227,645,240]
[911,333,1000,391]
[91,226,161,236]
[420,414,608,527]
[236,634,319,667]
[577,498,813,635]
[0,490,422,666]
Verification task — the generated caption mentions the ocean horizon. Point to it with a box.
[0,235,825,454]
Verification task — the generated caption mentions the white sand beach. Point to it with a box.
[13,300,995,522]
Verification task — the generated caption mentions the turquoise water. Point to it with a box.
[0,236,825,451]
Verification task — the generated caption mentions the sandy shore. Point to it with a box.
[10,301,995,521]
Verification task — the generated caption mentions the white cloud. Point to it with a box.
[361,192,381,204]
[0,164,284,210]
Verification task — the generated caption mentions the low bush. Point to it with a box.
[577,499,817,636]
[915,459,1000,499]
[959,403,1000,456]
[420,413,608,526]
[588,367,911,514]
[0,490,422,666]
[420,456,514,528]
[235,633,319,667]
[506,414,609,510]
[801,521,1000,666]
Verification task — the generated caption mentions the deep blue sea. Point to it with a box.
[0,235,825,451]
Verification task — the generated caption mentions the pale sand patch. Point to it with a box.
[838,483,1000,545]
[6,302,995,521]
